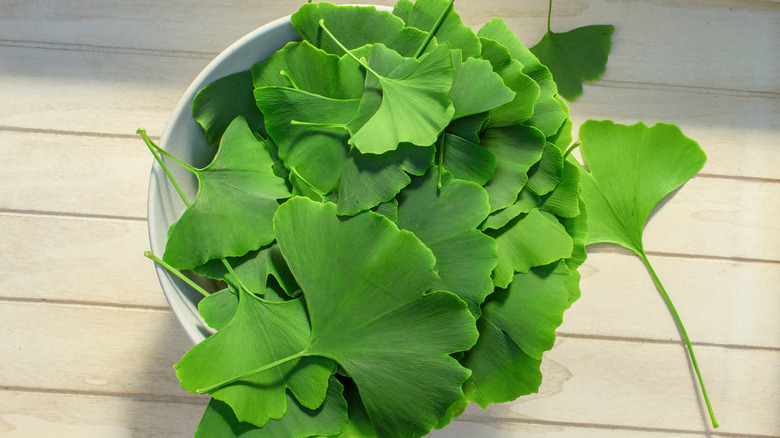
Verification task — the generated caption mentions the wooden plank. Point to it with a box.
[2,301,776,435]
[0,132,150,218]
[0,46,207,136]
[568,86,780,181]
[642,177,780,261]
[564,251,780,350]
[0,391,203,438]
[0,0,776,93]
[0,214,168,308]
[0,391,691,438]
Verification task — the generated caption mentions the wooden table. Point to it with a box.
[1,0,778,436]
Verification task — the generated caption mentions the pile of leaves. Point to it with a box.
[141,0,715,436]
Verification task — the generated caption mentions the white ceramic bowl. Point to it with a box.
[147,15,300,344]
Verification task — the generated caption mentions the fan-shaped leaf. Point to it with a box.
[442,132,495,186]
[192,71,265,144]
[449,50,516,119]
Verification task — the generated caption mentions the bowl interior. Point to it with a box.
[147,16,299,344]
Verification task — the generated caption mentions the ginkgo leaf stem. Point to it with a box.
[290,120,349,130]
[196,350,309,393]
[138,128,192,207]
[437,135,445,189]
[139,130,200,174]
[319,19,381,79]
[564,140,581,159]
[640,251,719,428]
[547,0,553,33]
[280,70,300,90]
[144,251,210,297]
[290,167,328,199]
[413,0,455,59]
[221,258,254,295]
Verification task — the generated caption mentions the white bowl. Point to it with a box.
[147,14,300,344]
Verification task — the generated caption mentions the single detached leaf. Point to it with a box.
[348,43,455,154]
[337,143,434,216]
[486,208,573,288]
[292,3,428,57]
[397,169,497,317]
[193,71,266,144]
[393,0,482,60]
[530,25,615,102]
[274,198,478,438]
[175,291,335,428]
[442,132,496,186]
[478,19,567,136]
[578,120,707,254]
[449,50,516,119]
[255,86,361,195]
[163,117,291,269]
[251,40,364,99]
[194,377,348,438]
[480,125,546,212]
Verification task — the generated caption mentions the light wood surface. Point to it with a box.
[1,0,778,437]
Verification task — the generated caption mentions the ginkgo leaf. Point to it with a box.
[448,49,516,119]
[480,125,545,212]
[478,37,540,128]
[194,242,299,298]
[486,208,573,288]
[396,169,497,317]
[577,120,718,428]
[530,25,614,102]
[445,112,487,143]
[481,189,539,231]
[175,290,336,428]
[329,378,378,438]
[441,132,495,186]
[578,120,706,254]
[274,197,478,438]
[525,141,564,196]
[255,86,361,195]
[337,143,434,216]
[392,0,482,60]
[478,19,567,137]
[462,261,571,407]
[163,116,291,269]
[292,3,429,57]
[198,289,238,331]
[192,71,266,144]
[345,42,455,154]
[194,377,348,438]
[251,40,364,99]
[539,157,581,219]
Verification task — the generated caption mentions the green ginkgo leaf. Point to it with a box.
[392,0,482,60]
[251,40,364,99]
[578,120,706,254]
[525,141,564,196]
[539,157,581,219]
[448,49,516,119]
[192,71,266,145]
[578,120,717,428]
[198,289,238,331]
[254,86,361,195]
[396,169,497,317]
[478,37,540,128]
[291,3,429,57]
[530,25,614,102]
[481,189,539,231]
[480,125,545,212]
[175,290,336,428]
[194,377,348,438]
[445,112,487,143]
[441,132,495,186]
[486,208,573,288]
[163,116,290,269]
[194,242,299,298]
[337,143,434,216]
[478,19,567,137]
[462,261,571,407]
[274,197,478,438]
[343,42,455,154]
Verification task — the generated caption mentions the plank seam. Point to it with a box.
[0,125,158,141]
[0,296,170,312]
[0,385,208,406]
[0,39,215,60]
[0,208,147,223]
[557,332,780,353]
[457,415,778,438]
[589,79,780,98]
[696,173,780,184]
